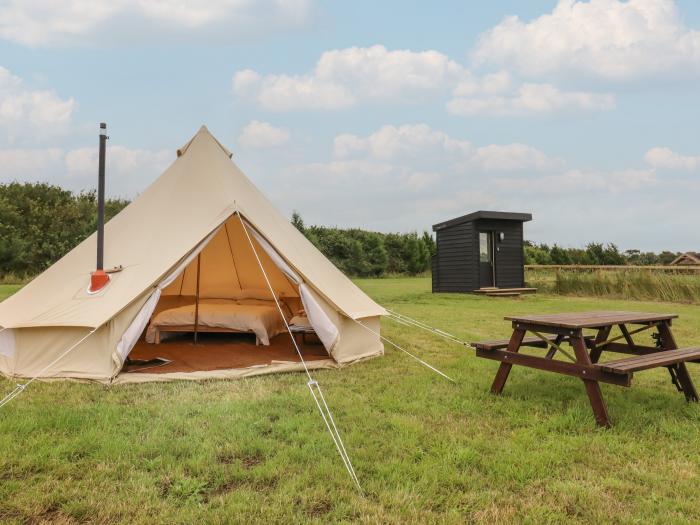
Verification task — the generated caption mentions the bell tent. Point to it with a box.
[0,126,385,383]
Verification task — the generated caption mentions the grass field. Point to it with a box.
[1,279,700,523]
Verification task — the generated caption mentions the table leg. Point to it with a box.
[659,322,699,402]
[490,328,526,395]
[544,335,563,360]
[572,335,611,427]
[589,326,612,364]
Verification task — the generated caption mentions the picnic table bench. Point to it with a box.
[472,311,699,427]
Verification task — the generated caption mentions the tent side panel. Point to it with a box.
[108,289,157,374]
[0,328,16,376]
[332,315,384,364]
[9,326,113,381]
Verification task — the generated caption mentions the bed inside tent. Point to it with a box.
[122,214,333,377]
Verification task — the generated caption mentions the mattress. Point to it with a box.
[145,299,287,345]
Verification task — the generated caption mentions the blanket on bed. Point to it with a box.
[145,299,286,345]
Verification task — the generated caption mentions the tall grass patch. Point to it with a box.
[527,268,700,303]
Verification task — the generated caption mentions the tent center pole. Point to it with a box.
[194,254,201,345]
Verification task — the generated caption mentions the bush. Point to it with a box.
[525,240,680,266]
[293,211,433,277]
[0,182,128,278]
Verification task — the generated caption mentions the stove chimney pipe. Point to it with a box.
[89,123,110,293]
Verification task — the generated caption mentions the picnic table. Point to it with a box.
[473,311,700,427]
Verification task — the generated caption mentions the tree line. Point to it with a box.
[292,212,435,277]
[0,182,683,280]
[524,241,680,266]
[0,183,436,279]
[0,182,128,278]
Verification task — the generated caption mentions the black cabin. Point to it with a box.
[431,211,532,292]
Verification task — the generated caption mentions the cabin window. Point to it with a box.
[479,232,489,262]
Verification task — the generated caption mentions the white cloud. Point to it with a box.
[233,44,615,116]
[288,159,395,182]
[473,0,700,80]
[0,66,75,140]
[448,81,615,116]
[452,70,513,97]
[0,148,66,180]
[0,145,171,196]
[238,120,291,149]
[494,168,657,194]
[333,124,561,172]
[644,147,700,170]
[233,45,465,111]
[0,0,313,46]
[246,124,691,249]
[469,144,565,172]
[404,171,442,192]
[334,124,472,160]
[233,44,619,116]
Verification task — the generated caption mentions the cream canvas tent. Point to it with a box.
[0,126,385,383]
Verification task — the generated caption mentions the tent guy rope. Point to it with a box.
[235,211,363,494]
[0,328,98,410]
[386,309,474,349]
[351,317,456,383]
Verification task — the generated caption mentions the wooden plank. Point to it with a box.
[511,321,584,337]
[473,334,594,351]
[659,322,699,401]
[504,311,678,329]
[599,347,700,373]
[473,287,537,294]
[489,329,525,394]
[571,335,612,427]
[589,325,612,364]
[476,348,631,387]
[597,342,659,355]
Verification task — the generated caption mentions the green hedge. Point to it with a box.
[292,212,435,277]
[0,184,435,280]
[0,182,128,279]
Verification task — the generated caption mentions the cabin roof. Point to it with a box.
[670,252,700,265]
[432,210,532,231]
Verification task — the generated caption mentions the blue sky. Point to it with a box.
[1,0,699,251]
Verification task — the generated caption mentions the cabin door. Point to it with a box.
[478,231,495,288]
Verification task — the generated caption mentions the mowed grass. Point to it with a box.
[1,278,700,523]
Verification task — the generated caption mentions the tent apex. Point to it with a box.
[177,125,233,159]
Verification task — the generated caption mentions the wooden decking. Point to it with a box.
[474,287,537,297]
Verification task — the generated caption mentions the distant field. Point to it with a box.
[1,278,700,523]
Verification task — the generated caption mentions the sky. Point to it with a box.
[0,0,699,252]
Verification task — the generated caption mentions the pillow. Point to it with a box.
[200,298,237,305]
[234,288,278,301]
[236,297,294,320]
[236,298,274,307]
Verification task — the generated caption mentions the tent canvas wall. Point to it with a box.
[0,126,385,383]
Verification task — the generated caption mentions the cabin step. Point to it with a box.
[486,292,521,297]
[474,287,537,295]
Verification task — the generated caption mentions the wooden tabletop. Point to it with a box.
[505,311,678,329]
